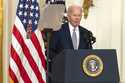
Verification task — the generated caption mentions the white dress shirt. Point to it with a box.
[68,23,80,49]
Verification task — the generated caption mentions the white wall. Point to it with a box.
[122,0,125,81]
[111,0,122,80]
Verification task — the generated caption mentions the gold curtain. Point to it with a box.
[0,0,3,82]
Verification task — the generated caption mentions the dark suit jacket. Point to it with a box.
[49,23,93,60]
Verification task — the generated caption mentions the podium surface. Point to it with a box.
[51,49,120,83]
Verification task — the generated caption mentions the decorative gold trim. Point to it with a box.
[0,0,3,82]
[82,54,103,77]
[82,0,94,19]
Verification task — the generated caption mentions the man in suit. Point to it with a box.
[49,5,95,60]
[47,5,95,83]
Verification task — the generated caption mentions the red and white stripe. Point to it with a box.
[9,16,46,83]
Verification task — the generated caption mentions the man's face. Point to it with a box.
[68,6,82,27]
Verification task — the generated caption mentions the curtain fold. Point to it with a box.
[0,0,3,82]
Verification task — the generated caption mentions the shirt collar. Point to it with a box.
[68,22,79,31]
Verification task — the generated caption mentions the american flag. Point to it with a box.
[9,0,46,83]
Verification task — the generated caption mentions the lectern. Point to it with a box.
[51,49,120,83]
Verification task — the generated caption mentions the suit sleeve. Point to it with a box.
[80,26,96,49]
[49,31,59,61]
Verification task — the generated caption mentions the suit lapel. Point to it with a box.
[78,26,82,49]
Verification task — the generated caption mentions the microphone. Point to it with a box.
[85,31,96,49]
[89,31,96,45]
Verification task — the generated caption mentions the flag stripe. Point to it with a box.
[10,45,32,83]
[9,67,18,83]
[9,57,25,83]
[11,34,39,83]
[39,31,46,56]
[31,32,46,70]
[13,25,45,83]
[14,16,26,39]
[31,31,46,81]
[35,30,46,81]
[24,34,46,82]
